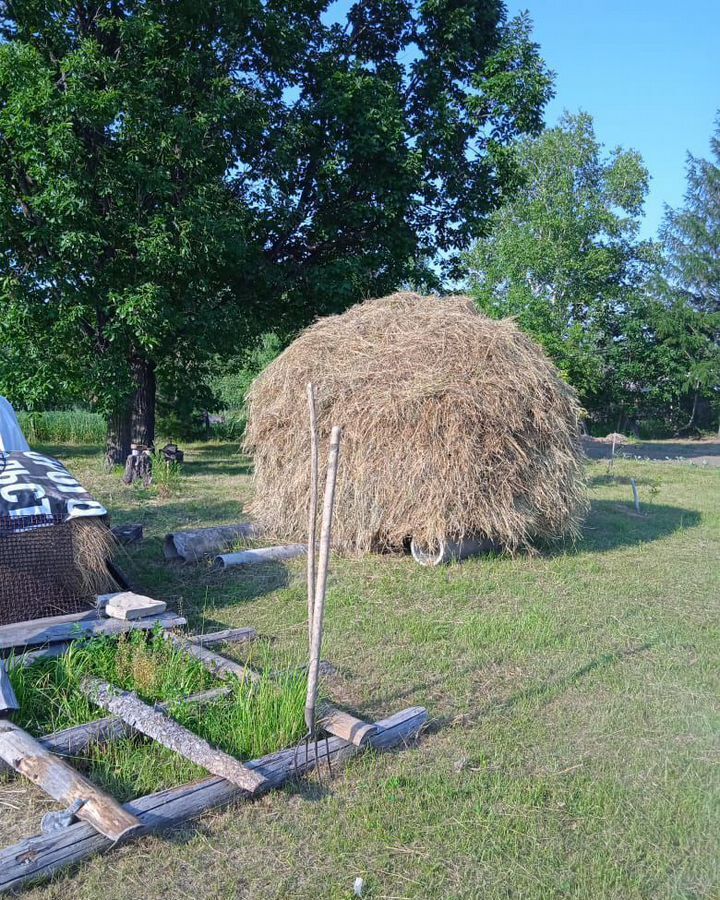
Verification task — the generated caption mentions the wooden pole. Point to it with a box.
[81,678,267,795]
[0,721,141,842]
[305,425,341,736]
[307,382,319,647]
[0,706,427,892]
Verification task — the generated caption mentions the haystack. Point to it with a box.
[245,293,588,554]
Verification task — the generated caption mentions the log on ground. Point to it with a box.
[0,721,141,842]
[81,678,267,794]
[163,524,260,562]
[163,632,261,683]
[0,706,427,892]
[0,686,232,779]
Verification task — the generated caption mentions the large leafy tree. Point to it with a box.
[658,118,720,432]
[0,1,552,459]
[466,112,653,412]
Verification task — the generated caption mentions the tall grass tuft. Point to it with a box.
[18,410,106,445]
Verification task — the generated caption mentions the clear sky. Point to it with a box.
[326,0,719,241]
[507,0,720,239]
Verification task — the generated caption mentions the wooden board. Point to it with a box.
[191,627,257,647]
[0,706,427,892]
[81,678,267,794]
[0,660,19,713]
[0,721,141,842]
[0,610,186,653]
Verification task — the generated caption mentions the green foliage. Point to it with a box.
[655,116,720,430]
[466,112,653,410]
[17,409,106,444]
[0,1,552,425]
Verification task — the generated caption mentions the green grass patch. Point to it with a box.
[7,630,308,802]
[17,410,106,445]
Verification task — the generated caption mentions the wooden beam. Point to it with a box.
[81,678,267,794]
[319,704,376,746]
[0,660,19,714]
[0,610,186,653]
[6,641,73,669]
[163,632,261,683]
[0,686,232,779]
[0,706,427,892]
[0,721,141,842]
[191,627,257,647]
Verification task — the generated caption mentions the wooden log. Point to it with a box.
[215,544,306,568]
[319,704,376,746]
[0,610,186,653]
[80,678,267,795]
[163,632,261,683]
[163,524,260,562]
[0,706,427,892]
[0,660,19,713]
[0,687,232,779]
[0,721,141,842]
[190,627,257,647]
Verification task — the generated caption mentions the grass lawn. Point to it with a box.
[3,441,719,899]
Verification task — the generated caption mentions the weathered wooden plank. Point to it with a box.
[0,721,141,842]
[81,678,267,794]
[0,610,186,652]
[319,704,376,746]
[190,627,257,647]
[0,659,19,713]
[0,706,427,892]
[163,632,261,683]
[0,686,232,779]
[6,642,74,669]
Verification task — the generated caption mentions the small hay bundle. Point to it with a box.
[245,293,588,553]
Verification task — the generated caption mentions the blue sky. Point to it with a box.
[507,0,720,239]
[326,0,719,241]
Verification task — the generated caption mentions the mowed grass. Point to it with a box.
[7,442,719,899]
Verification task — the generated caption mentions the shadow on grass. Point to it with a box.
[574,500,701,554]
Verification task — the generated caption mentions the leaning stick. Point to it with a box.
[305,426,342,735]
[307,382,319,646]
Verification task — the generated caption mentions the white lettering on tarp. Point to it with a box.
[22,451,64,470]
[46,470,86,493]
[66,499,107,517]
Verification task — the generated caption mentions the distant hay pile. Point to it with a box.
[245,293,588,553]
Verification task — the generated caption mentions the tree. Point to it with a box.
[465,112,653,413]
[657,117,720,433]
[0,1,552,460]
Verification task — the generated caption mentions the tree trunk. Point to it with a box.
[131,358,156,447]
[105,404,131,468]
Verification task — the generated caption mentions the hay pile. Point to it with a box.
[245,293,588,553]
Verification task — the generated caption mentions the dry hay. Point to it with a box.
[71,518,120,596]
[245,293,588,554]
